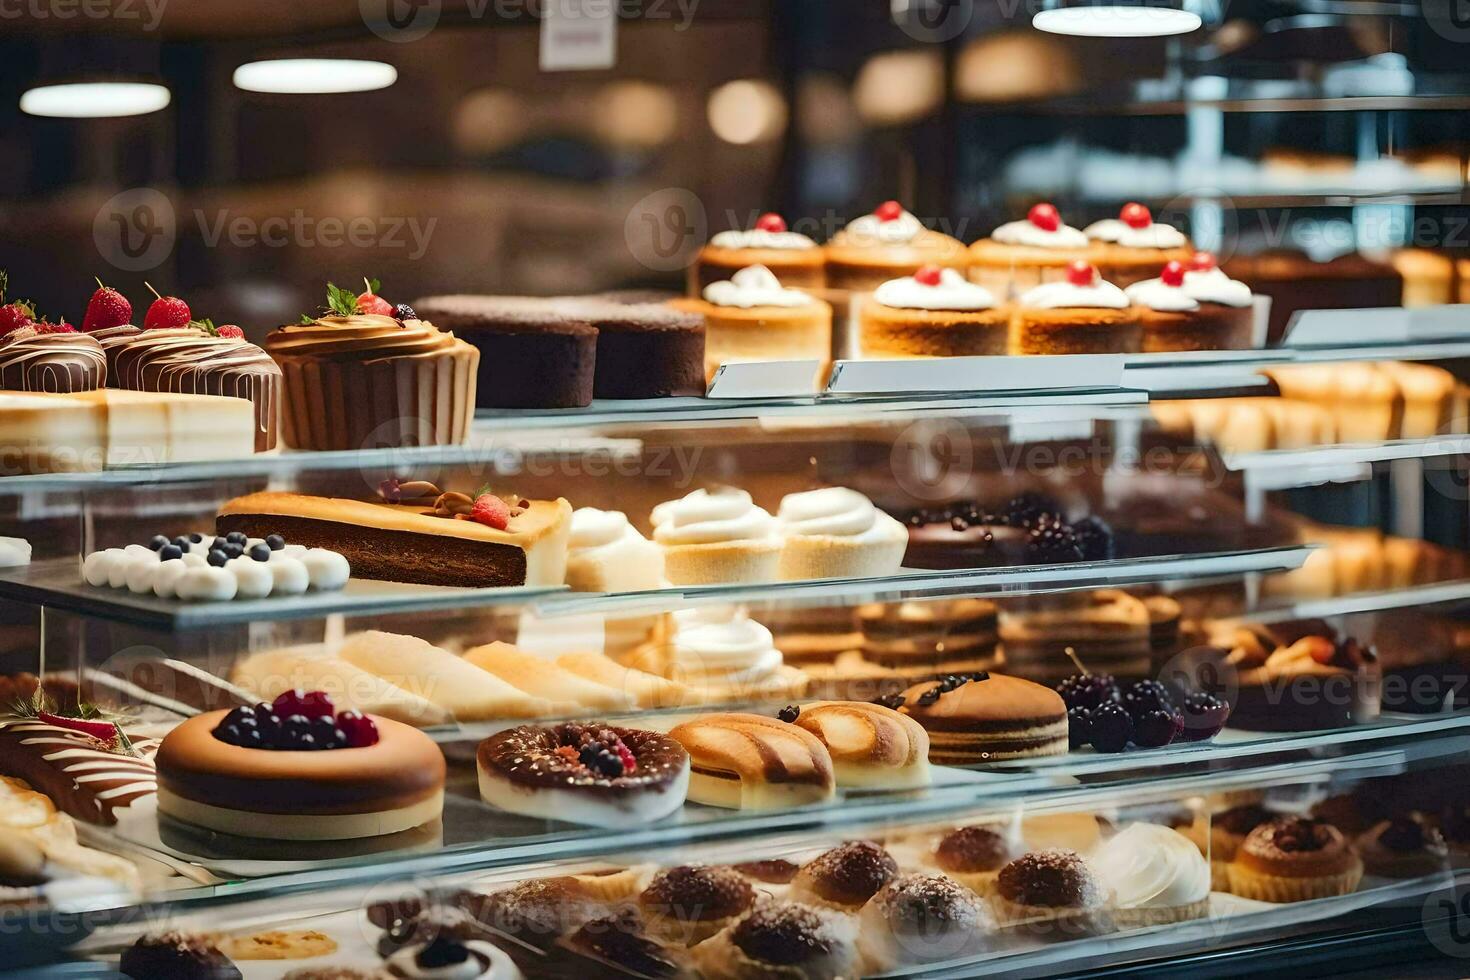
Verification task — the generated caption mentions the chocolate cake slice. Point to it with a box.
[217,490,572,589]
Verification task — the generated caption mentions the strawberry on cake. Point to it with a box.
[859,265,1008,357]
[1012,260,1141,355]
[0,272,106,393]
[1084,202,1193,288]
[969,203,1095,300]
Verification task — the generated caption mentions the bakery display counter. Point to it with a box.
[45,744,1470,979]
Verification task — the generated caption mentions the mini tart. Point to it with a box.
[691,901,862,980]
[1210,804,1275,892]
[787,701,931,790]
[859,304,1010,358]
[897,673,1069,764]
[668,296,831,387]
[992,849,1112,939]
[1356,816,1449,878]
[637,864,756,945]
[1012,304,1141,355]
[1227,816,1363,903]
[856,873,994,972]
[788,840,900,911]
[155,710,445,841]
[930,825,1018,896]
[476,723,690,829]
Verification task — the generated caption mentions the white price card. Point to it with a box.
[706,360,822,399]
[1281,307,1411,348]
[540,0,617,71]
[825,354,1126,395]
[1408,304,1470,341]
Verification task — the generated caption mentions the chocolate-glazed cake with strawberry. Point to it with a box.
[267,281,478,450]
[0,274,106,392]
[92,292,282,451]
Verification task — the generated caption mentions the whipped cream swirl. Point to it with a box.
[669,608,784,686]
[652,488,778,545]
[1125,279,1199,312]
[778,488,884,537]
[1083,219,1188,249]
[1019,279,1129,310]
[1182,267,1253,307]
[991,219,1088,249]
[840,208,925,245]
[873,269,996,311]
[1090,823,1210,909]
[570,507,639,551]
[710,228,817,250]
[702,265,814,309]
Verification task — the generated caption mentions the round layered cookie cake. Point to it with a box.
[859,265,1008,357]
[155,691,445,841]
[896,672,1069,762]
[477,721,690,828]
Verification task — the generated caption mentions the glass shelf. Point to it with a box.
[0,547,1312,631]
[1223,435,1470,472]
[1244,578,1470,625]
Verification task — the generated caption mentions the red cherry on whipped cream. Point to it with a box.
[1120,202,1152,229]
[1188,251,1217,272]
[874,200,903,222]
[1066,260,1096,286]
[755,212,787,233]
[1160,260,1186,287]
[914,265,943,286]
[1028,203,1061,232]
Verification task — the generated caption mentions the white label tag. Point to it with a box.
[1408,304,1470,341]
[825,354,1126,395]
[1281,307,1411,347]
[539,0,617,72]
[706,360,822,399]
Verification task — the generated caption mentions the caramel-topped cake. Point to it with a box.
[0,716,158,826]
[217,483,571,589]
[0,326,107,393]
[95,324,281,451]
[268,281,478,450]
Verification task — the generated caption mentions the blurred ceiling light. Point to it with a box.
[707,79,787,145]
[854,49,943,125]
[797,74,860,145]
[232,59,397,95]
[452,88,530,155]
[592,81,678,148]
[955,33,1080,103]
[20,81,170,118]
[1033,4,1201,37]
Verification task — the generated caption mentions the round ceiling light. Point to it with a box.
[232,59,398,95]
[1033,5,1202,37]
[20,82,171,118]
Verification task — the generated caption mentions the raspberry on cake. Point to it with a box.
[154,691,445,841]
[1126,257,1253,352]
[859,265,1009,357]
[824,201,969,294]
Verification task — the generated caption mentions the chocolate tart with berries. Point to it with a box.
[893,494,1114,571]
[691,211,826,293]
[217,483,572,589]
[896,672,1069,763]
[266,281,478,450]
[154,691,445,841]
[1356,815,1449,878]
[476,722,690,828]
[1227,816,1363,902]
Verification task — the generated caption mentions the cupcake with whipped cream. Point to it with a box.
[1180,251,1256,349]
[969,202,1096,300]
[859,265,1008,357]
[1089,823,1210,928]
[628,607,809,701]
[672,265,832,386]
[776,487,908,581]
[690,212,825,293]
[1084,202,1193,288]
[824,200,968,293]
[564,507,665,593]
[1012,260,1141,355]
[269,282,478,450]
[1126,258,1252,353]
[650,487,783,585]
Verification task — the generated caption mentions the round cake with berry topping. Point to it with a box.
[859,265,1009,357]
[154,691,445,841]
[476,722,690,828]
[1012,260,1141,355]
[692,212,826,293]
[824,201,968,293]
[1083,202,1193,288]
[969,203,1097,300]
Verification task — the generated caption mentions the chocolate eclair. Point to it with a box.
[477,722,690,828]
[0,717,158,826]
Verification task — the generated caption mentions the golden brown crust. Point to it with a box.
[1011,306,1142,354]
[859,304,1011,357]
[898,673,1066,731]
[667,713,833,788]
[825,233,968,291]
[789,701,929,772]
[1234,817,1360,879]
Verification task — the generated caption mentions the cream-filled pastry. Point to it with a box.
[775,487,908,581]
[564,507,665,593]
[627,608,808,701]
[1089,823,1210,927]
[667,713,834,810]
[692,901,862,980]
[784,701,930,790]
[651,487,782,585]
